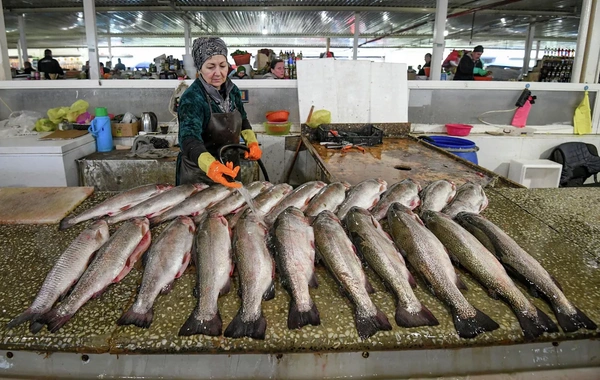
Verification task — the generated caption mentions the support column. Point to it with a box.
[326,38,330,55]
[535,40,541,61]
[107,24,112,67]
[581,0,600,83]
[83,0,100,80]
[522,22,535,77]
[18,14,28,68]
[0,0,12,81]
[184,21,191,55]
[353,12,360,60]
[430,0,449,80]
[572,0,593,83]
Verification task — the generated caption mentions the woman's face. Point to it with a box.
[425,54,431,63]
[272,62,285,78]
[200,55,228,88]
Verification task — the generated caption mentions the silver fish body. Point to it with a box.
[344,207,438,328]
[224,209,275,339]
[60,184,172,229]
[207,181,273,217]
[7,220,110,332]
[107,184,206,225]
[387,203,498,339]
[441,182,488,218]
[270,207,320,329]
[313,210,392,339]
[179,211,233,336]
[456,212,597,333]
[304,181,351,217]
[337,178,388,221]
[227,183,293,228]
[370,179,421,220]
[119,216,195,328]
[419,180,456,214]
[41,218,152,332]
[264,181,326,226]
[422,210,558,340]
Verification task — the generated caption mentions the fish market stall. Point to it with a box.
[0,182,598,378]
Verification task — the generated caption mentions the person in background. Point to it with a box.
[83,60,90,79]
[262,59,284,79]
[99,62,110,74]
[37,49,64,79]
[454,45,489,80]
[232,65,249,79]
[22,62,35,75]
[114,58,126,71]
[418,53,432,76]
[176,37,262,188]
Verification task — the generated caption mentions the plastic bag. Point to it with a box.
[122,112,138,123]
[0,110,44,137]
[307,109,331,128]
[47,100,89,124]
[35,118,57,132]
[574,90,592,135]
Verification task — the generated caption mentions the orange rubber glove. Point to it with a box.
[207,160,242,188]
[245,141,262,160]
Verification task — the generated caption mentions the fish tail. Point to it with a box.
[178,311,222,337]
[59,217,75,230]
[514,307,559,340]
[6,309,37,329]
[287,300,321,330]
[452,307,499,339]
[395,303,439,328]
[39,309,74,333]
[355,307,392,340]
[554,305,598,333]
[117,306,154,329]
[223,310,267,340]
[29,321,45,334]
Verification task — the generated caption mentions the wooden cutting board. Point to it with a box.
[0,187,94,224]
[39,130,89,140]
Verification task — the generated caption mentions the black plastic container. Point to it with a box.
[317,124,383,146]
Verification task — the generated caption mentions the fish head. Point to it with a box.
[132,217,151,235]
[193,183,210,192]
[90,219,110,239]
[341,181,352,190]
[376,178,388,192]
[344,206,372,227]
[315,181,327,189]
[282,206,305,219]
[261,181,274,190]
[157,184,174,192]
[178,215,197,233]
[403,178,422,192]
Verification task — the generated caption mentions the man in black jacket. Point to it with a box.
[37,49,64,79]
[454,45,489,80]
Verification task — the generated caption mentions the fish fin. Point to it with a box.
[395,303,439,328]
[175,251,192,279]
[113,230,152,283]
[455,274,469,291]
[288,300,321,329]
[223,310,267,340]
[117,306,154,328]
[514,307,559,341]
[407,271,417,289]
[40,309,74,333]
[219,277,232,297]
[550,275,563,291]
[355,307,392,340]
[487,288,499,300]
[365,278,375,294]
[59,217,75,230]
[160,282,174,295]
[263,281,276,301]
[6,309,36,329]
[452,307,499,339]
[178,311,222,337]
[29,321,45,334]
[501,263,539,297]
[308,272,319,288]
[553,305,598,333]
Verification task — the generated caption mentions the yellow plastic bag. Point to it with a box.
[307,109,331,128]
[66,100,89,122]
[35,118,57,132]
[574,90,592,135]
[47,106,69,124]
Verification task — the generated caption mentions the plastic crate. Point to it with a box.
[317,124,383,146]
[508,159,562,188]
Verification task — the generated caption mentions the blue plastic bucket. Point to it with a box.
[424,136,479,165]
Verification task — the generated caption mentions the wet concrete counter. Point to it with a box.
[0,188,598,355]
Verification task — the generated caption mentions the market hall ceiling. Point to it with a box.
[1,0,583,49]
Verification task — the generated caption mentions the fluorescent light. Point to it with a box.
[443,30,449,36]
[262,26,268,35]
[501,18,506,24]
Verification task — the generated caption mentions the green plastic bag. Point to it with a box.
[307,109,331,129]
[574,90,592,135]
[35,118,57,132]
[47,106,69,124]
[66,100,89,122]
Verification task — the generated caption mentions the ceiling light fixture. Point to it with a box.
[501,18,506,24]
[443,30,449,36]
[262,26,268,35]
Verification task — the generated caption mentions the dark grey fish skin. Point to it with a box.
[60,184,173,229]
[370,179,421,221]
[206,181,273,217]
[270,207,320,329]
[313,210,392,340]
[387,203,499,339]
[264,181,326,226]
[107,184,206,225]
[119,216,195,329]
[336,178,388,221]
[179,211,233,337]
[7,220,110,332]
[421,210,558,340]
[441,182,488,218]
[418,180,456,215]
[304,181,351,217]
[344,207,438,328]
[40,218,152,332]
[224,209,275,340]
[456,212,597,333]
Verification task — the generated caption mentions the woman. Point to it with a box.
[262,59,284,79]
[417,53,431,76]
[177,37,262,188]
[454,45,489,80]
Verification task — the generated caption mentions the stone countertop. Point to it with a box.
[0,188,598,354]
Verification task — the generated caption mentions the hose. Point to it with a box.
[218,144,270,182]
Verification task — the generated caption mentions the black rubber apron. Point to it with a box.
[177,90,242,185]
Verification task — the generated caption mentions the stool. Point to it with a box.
[508,159,563,188]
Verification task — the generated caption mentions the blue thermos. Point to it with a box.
[88,107,113,152]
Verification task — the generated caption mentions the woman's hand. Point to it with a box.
[245,142,262,160]
[207,161,242,188]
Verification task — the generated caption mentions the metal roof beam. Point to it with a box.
[4,6,574,17]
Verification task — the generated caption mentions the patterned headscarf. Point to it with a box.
[192,37,228,69]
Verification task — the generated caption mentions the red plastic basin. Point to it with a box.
[445,123,473,136]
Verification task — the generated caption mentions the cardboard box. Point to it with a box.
[111,121,140,137]
[407,72,417,80]
[526,72,541,82]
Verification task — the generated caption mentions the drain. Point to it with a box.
[394,165,412,171]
